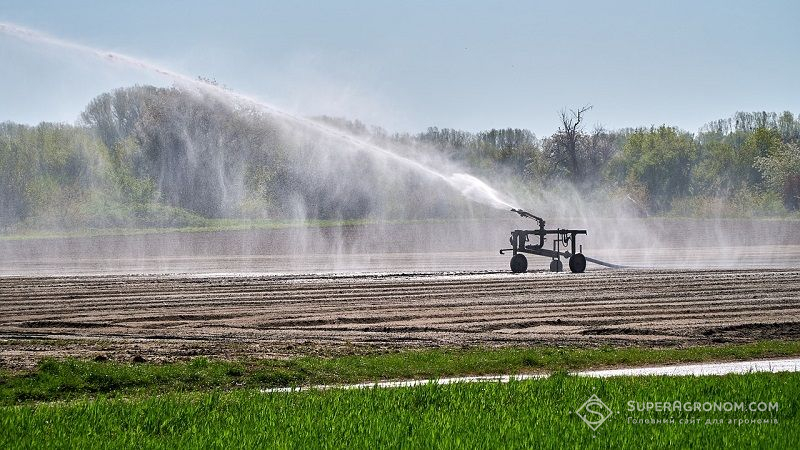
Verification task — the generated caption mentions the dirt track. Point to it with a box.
[1,269,799,369]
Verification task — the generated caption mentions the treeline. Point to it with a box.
[1,85,798,230]
[0,86,479,229]
[400,109,800,215]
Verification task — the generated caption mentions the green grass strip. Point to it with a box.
[1,372,797,448]
[2,340,799,406]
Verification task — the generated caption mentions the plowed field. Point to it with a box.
[2,269,798,369]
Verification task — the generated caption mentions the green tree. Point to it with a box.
[740,128,782,186]
[755,142,800,210]
[693,140,737,192]
[610,126,696,211]
[777,111,799,142]
[0,122,114,228]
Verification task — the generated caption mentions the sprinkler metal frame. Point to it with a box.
[499,209,588,273]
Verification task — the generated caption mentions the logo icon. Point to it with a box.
[575,394,613,431]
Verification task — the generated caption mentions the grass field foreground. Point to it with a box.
[1,372,796,448]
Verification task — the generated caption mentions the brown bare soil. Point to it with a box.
[1,269,798,369]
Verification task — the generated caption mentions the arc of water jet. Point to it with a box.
[0,21,517,210]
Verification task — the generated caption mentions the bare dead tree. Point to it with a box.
[555,105,593,181]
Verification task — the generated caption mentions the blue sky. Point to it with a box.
[1,0,798,136]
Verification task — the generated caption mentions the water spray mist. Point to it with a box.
[0,21,517,211]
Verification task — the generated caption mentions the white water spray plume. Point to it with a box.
[2,22,799,276]
[0,21,518,212]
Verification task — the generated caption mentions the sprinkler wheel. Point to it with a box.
[510,254,528,273]
[569,253,587,273]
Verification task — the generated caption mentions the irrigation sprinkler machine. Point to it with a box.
[500,208,620,273]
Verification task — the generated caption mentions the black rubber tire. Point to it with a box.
[510,254,528,273]
[549,259,563,272]
[569,253,587,273]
